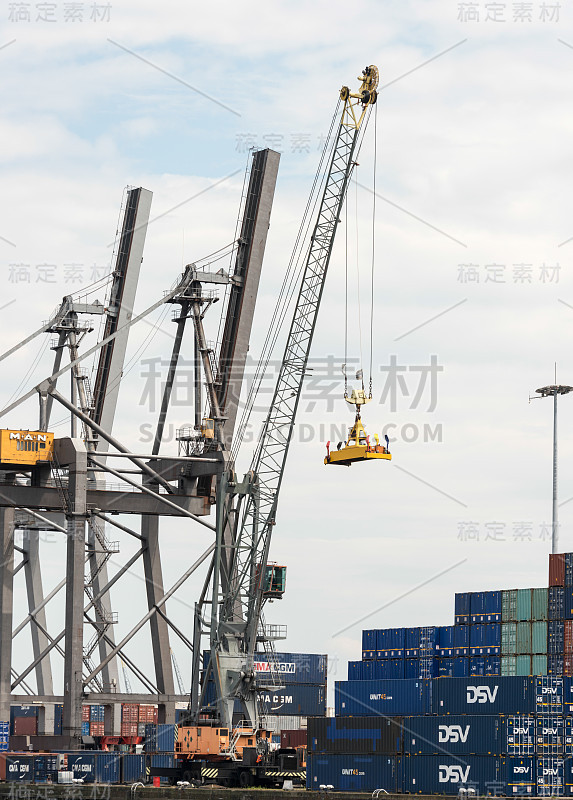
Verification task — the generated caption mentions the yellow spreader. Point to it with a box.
[325,414,391,467]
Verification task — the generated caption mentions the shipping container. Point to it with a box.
[454,624,469,654]
[549,586,565,620]
[121,703,139,723]
[81,721,90,736]
[535,716,564,754]
[348,661,363,681]
[566,655,573,678]
[502,656,517,676]
[533,588,549,621]
[89,704,105,722]
[250,651,328,685]
[506,716,536,755]
[402,754,500,795]
[502,622,517,655]
[121,722,138,737]
[532,654,548,675]
[566,620,573,653]
[376,628,405,651]
[438,625,455,654]
[566,553,573,587]
[517,589,533,622]
[532,621,548,653]
[438,658,455,677]
[121,754,146,784]
[517,655,532,676]
[503,590,518,623]
[335,679,431,717]
[470,591,486,624]
[144,724,177,753]
[537,756,563,796]
[372,660,404,680]
[307,753,400,793]
[82,705,90,722]
[54,704,63,736]
[549,620,564,654]
[150,754,174,786]
[549,655,564,675]
[13,717,37,736]
[517,622,532,654]
[550,553,565,587]
[203,680,326,716]
[362,630,377,650]
[1,755,34,782]
[405,627,420,650]
[33,755,60,784]
[565,587,573,620]
[65,753,96,783]
[485,656,501,675]
[537,676,564,713]
[90,721,104,737]
[404,659,419,680]
[362,650,375,660]
[434,676,534,715]
[281,729,308,749]
[501,756,536,795]
[469,657,485,677]
[455,592,471,625]
[403,715,502,755]
[307,716,402,755]
[362,660,375,680]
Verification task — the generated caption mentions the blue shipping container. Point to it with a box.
[548,621,564,654]
[34,755,60,783]
[307,754,400,792]
[373,660,404,680]
[537,757,563,796]
[405,627,420,649]
[81,721,90,736]
[89,704,105,722]
[403,754,501,795]
[66,753,96,783]
[434,676,535,715]
[250,650,328,685]
[4,756,34,782]
[362,630,377,650]
[537,676,564,714]
[506,716,536,755]
[549,587,565,620]
[484,590,502,623]
[96,753,121,783]
[403,715,503,755]
[348,661,363,681]
[453,658,469,677]
[502,757,536,795]
[335,679,431,716]
[454,625,470,647]
[144,724,177,753]
[122,754,146,783]
[455,592,471,625]
[404,659,419,680]
[469,657,485,677]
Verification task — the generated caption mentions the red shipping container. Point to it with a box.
[121,722,138,737]
[138,705,157,723]
[82,705,90,722]
[13,716,37,736]
[121,703,139,722]
[565,620,573,654]
[90,722,104,737]
[565,655,573,677]
[280,729,307,748]
[550,553,565,587]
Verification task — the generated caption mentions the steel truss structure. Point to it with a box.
[0,149,280,746]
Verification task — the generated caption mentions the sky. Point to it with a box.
[1,0,573,708]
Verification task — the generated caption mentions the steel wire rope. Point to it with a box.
[368,102,378,398]
[231,99,342,462]
[354,168,364,391]
[4,333,51,411]
[344,190,348,399]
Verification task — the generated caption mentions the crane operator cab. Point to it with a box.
[255,562,287,600]
[324,389,391,467]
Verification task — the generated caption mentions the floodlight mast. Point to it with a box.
[534,382,573,554]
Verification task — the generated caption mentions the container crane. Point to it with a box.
[169,64,380,787]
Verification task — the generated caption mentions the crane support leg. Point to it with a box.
[22,530,54,695]
[0,506,14,722]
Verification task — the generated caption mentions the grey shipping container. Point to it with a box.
[307,716,402,755]
[307,753,400,792]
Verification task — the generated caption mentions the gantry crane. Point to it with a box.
[170,65,380,786]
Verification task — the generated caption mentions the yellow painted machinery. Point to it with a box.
[325,389,390,466]
[0,429,54,466]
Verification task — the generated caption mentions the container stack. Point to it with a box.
[120,703,140,738]
[10,706,38,737]
[308,550,573,794]
[201,650,327,734]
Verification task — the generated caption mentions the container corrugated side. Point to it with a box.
[502,656,517,676]
[121,754,146,783]
[517,589,533,621]
[532,654,548,675]
[95,753,120,783]
[532,621,548,654]
[550,554,565,588]
[434,676,534,716]
[402,754,500,795]
[307,753,400,793]
[517,622,532,654]
[65,753,96,783]
[335,679,431,716]
[517,655,532,676]
[307,716,402,755]
[403,715,502,755]
[532,588,549,621]
[503,590,518,622]
[502,623,517,655]
[549,620,564,654]
[549,586,565,620]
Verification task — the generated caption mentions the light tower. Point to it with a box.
[533,380,573,554]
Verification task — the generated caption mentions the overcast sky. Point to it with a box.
[2,0,573,705]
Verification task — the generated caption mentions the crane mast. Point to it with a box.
[208,66,379,736]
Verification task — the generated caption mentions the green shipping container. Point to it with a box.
[532,620,548,654]
[532,654,547,675]
[501,655,516,675]
[501,622,517,655]
[516,654,532,675]
[532,588,548,621]
[502,589,517,622]
[517,621,532,654]
[517,588,532,621]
